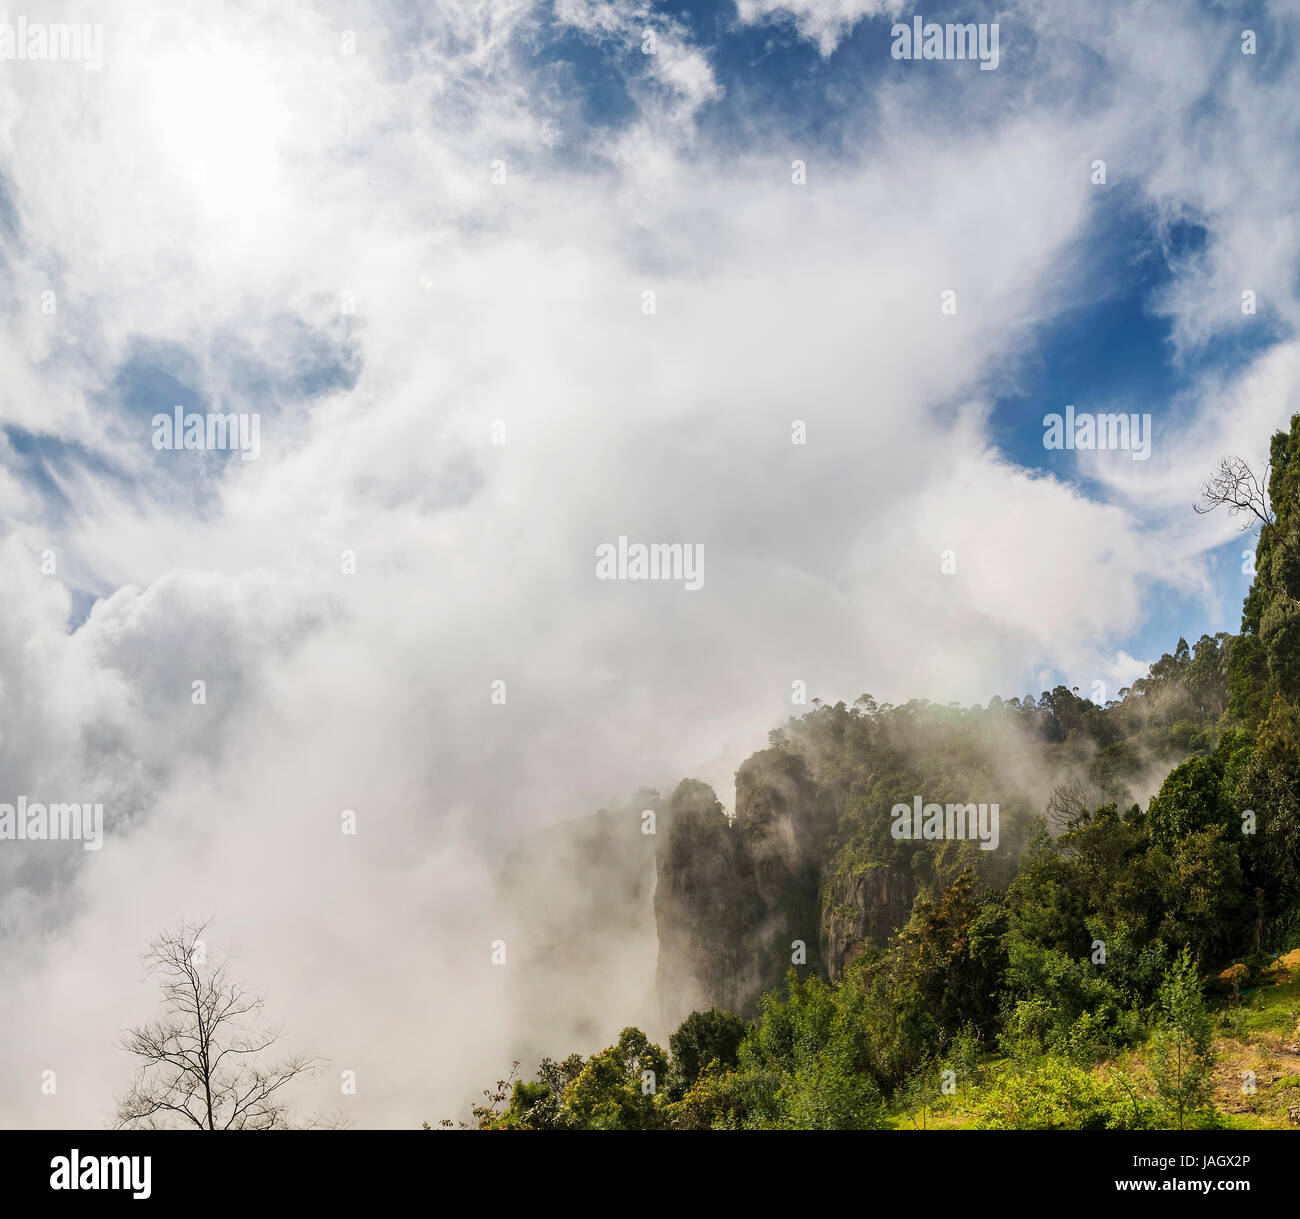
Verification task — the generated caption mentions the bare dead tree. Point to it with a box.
[114,918,329,1130]
[1194,455,1274,532]
[1046,781,1091,835]
[1196,454,1299,606]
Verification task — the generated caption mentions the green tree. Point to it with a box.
[735,971,887,1128]
[666,1008,747,1100]
[560,1028,668,1129]
[1148,826,1243,965]
[1147,948,1216,1130]
[898,1054,942,1129]
[1146,756,1232,847]
[485,1054,584,1129]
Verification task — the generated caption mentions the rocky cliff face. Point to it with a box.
[653,779,761,1029]
[654,750,911,1026]
[821,864,918,977]
[499,748,926,1040]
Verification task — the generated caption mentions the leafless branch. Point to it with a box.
[113,919,327,1131]
[1194,455,1273,531]
[1196,454,1300,607]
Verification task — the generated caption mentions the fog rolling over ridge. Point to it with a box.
[492,661,1216,1108]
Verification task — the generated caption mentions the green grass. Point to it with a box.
[883,965,1300,1129]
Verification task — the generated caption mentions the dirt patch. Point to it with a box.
[1212,1036,1300,1122]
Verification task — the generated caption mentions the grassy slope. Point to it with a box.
[888,953,1300,1130]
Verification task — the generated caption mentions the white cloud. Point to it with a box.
[734,0,907,57]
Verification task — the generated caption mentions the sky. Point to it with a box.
[1,0,1298,1127]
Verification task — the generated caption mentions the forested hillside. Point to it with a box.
[450,415,1300,1132]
